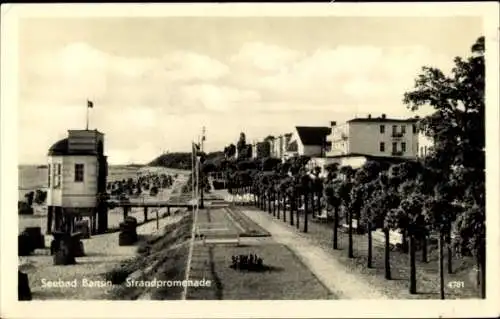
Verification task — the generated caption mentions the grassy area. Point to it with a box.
[247,206,480,299]
[186,242,334,300]
[104,214,193,300]
[226,205,271,237]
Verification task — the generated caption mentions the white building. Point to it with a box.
[286,126,331,159]
[46,129,108,235]
[417,133,434,158]
[326,114,420,159]
[269,133,293,162]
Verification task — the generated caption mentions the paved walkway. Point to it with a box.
[240,209,390,299]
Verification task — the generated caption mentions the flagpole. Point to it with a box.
[86,102,89,131]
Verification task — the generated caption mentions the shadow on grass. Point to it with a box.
[229,265,285,273]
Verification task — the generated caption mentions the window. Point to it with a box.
[53,164,62,188]
[401,125,406,134]
[420,146,424,157]
[47,164,51,187]
[75,164,84,182]
[380,125,385,134]
[379,142,385,152]
[392,125,397,135]
[413,124,417,134]
[392,142,397,153]
[401,142,406,153]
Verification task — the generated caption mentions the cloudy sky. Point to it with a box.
[18,16,482,164]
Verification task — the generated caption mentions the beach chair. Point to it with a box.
[313,209,329,223]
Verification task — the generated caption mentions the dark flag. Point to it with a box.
[87,100,94,108]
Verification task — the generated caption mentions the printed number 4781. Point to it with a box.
[447,281,465,288]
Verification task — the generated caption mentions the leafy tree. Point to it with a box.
[404,36,485,298]
[224,144,237,159]
[324,178,343,249]
[236,132,247,159]
[261,157,281,172]
[398,190,426,294]
[256,141,271,158]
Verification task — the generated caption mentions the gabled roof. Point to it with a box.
[295,126,331,146]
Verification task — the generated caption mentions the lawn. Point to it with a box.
[239,206,481,299]
[185,241,334,300]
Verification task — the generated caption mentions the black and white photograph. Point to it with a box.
[1,2,499,318]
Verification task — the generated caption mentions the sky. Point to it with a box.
[18,16,483,165]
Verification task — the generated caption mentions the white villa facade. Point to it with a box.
[326,114,420,159]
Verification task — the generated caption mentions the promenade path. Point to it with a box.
[240,209,389,299]
[185,203,332,300]
[210,190,390,299]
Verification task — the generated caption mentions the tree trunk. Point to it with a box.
[439,230,445,300]
[409,233,417,294]
[304,191,309,233]
[296,195,300,230]
[422,233,428,263]
[273,193,277,217]
[348,207,354,258]
[384,228,391,280]
[268,195,272,214]
[480,253,486,299]
[402,229,409,253]
[367,222,373,268]
[283,195,287,223]
[355,210,361,234]
[277,193,281,219]
[290,195,294,226]
[317,193,322,219]
[446,229,453,274]
[311,192,315,219]
[333,206,339,250]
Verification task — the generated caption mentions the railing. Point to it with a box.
[391,151,404,156]
[391,132,404,138]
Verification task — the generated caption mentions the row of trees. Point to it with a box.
[205,36,486,298]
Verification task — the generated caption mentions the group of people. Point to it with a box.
[230,254,264,271]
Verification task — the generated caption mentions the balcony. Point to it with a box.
[391,132,405,138]
[391,151,404,156]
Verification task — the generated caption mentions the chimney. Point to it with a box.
[330,121,337,127]
[368,114,372,119]
[381,114,386,119]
